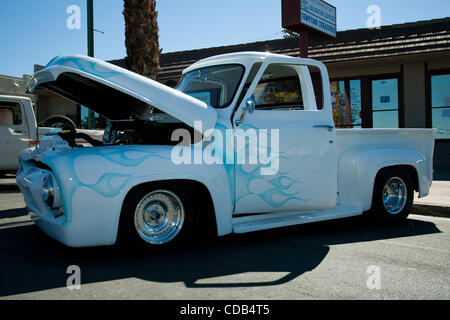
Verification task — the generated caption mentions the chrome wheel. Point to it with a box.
[134,190,185,245]
[382,177,407,215]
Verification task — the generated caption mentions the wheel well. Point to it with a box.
[375,165,419,192]
[121,179,218,235]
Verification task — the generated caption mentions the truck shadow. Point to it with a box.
[0,216,442,296]
[0,175,19,193]
[0,184,19,193]
[0,208,28,219]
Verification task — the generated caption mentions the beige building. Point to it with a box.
[0,73,34,101]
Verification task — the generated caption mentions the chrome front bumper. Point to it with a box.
[16,167,70,245]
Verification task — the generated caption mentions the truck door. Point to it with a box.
[233,62,338,214]
[0,99,30,170]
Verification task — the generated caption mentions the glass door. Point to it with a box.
[371,78,399,128]
[430,73,450,139]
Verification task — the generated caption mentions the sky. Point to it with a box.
[0,0,449,77]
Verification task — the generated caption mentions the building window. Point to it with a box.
[330,80,362,128]
[372,78,399,128]
[79,106,106,129]
[431,74,450,139]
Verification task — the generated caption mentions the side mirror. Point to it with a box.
[245,98,256,113]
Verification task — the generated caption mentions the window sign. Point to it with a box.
[380,96,391,104]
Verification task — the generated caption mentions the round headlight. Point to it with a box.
[42,175,55,207]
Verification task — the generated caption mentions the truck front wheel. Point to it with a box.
[371,167,414,223]
[118,184,195,250]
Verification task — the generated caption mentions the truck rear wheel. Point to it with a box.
[370,167,414,223]
[118,183,195,250]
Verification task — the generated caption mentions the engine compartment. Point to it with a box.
[57,112,201,148]
[102,115,199,146]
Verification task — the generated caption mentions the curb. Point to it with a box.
[412,204,450,218]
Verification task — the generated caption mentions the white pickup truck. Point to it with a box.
[0,95,38,176]
[0,95,103,175]
[16,52,436,248]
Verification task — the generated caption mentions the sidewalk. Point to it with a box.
[413,181,450,218]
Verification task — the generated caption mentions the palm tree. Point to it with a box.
[123,0,161,79]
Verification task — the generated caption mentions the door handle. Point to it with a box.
[313,125,335,132]
[14,130,25,134]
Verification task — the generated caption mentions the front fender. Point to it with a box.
[42,145,233,246]
[338,147,429,210]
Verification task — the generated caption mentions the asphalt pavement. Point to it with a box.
[0,174,449,300]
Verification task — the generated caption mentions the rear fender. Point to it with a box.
[338,147,428,210]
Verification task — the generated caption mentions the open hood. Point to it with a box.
[27,55,217,133]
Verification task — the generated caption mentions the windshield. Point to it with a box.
[177,64,245,108]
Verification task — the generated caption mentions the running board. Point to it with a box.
[232,206,363,234]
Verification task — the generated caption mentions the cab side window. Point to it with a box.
[0,102,22,126]
[252,65,304,111]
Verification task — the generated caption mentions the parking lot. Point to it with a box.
[0,174,449,300]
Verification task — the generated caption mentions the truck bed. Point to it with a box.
[335,128,436,203]
[336,128,436,162]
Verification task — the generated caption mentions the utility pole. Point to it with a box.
[87,0,95,128]
[299,29,309,58]
[87,0,94,57]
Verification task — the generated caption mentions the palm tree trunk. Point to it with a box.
[123,0,161,79]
